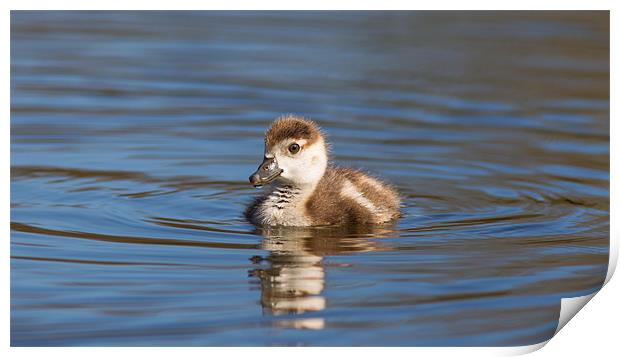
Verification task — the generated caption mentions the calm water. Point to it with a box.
[11,11,609,346]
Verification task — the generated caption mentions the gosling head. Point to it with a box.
[249,115,328,188]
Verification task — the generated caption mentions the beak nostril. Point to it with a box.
[249,158,281,187]
[263,161,276,172]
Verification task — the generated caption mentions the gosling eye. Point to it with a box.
[288,143,300,154]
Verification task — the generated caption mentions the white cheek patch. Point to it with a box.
[275,138,327,187]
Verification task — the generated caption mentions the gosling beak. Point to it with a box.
[249,156,283,187]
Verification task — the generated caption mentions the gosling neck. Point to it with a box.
[273,176,321,198]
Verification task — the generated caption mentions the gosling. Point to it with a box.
[246,115,401,227]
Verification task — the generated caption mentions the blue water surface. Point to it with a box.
[11,11,609,346]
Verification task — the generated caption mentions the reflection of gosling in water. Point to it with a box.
[246,115,401,227]
[249,226,396,330]
[250,233,327,330]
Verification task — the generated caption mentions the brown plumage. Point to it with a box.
[265,115,323,150]
[304,167,400,225]
[246,115,401,227]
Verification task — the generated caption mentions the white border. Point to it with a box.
[4,1,616,356]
